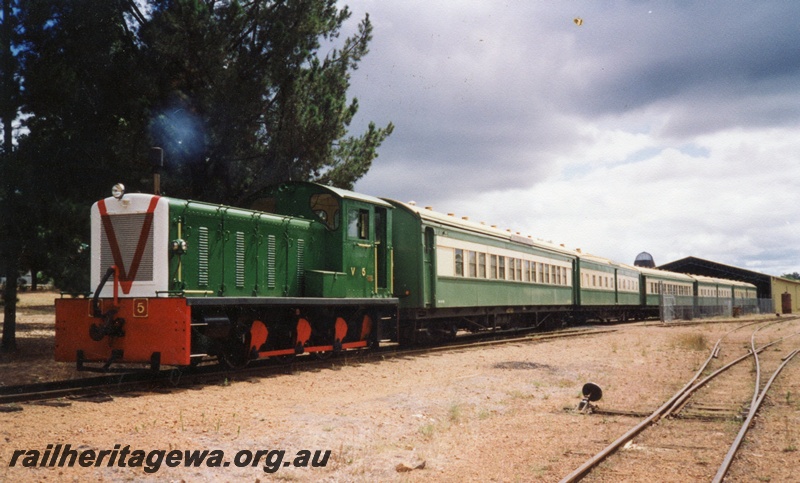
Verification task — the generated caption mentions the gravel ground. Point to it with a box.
[1,292,798,482]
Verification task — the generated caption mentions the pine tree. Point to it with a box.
[1,0,21,352]
[139,0,393,203]
[14,0,393,297]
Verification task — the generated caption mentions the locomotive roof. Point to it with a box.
[386,199,577,257]
[303,182,393,208]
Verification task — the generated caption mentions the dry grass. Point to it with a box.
[671,332,709,351]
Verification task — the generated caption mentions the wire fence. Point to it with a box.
[660,297,772,322]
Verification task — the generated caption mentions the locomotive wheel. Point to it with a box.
[218,346,249,369]
[218,322,251,369]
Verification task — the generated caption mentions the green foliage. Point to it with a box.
[13,0,393,291]
[781,272,800,281]
[138,0,393,204]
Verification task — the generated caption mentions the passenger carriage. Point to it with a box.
[638,267,696,318]
[575,253,642,321]
[388,200,577,341]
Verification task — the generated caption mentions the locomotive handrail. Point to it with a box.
[181,290,216,296]
[92,266,117,318]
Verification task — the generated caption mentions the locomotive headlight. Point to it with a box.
[112,183,126,199]
[171,239,188,255]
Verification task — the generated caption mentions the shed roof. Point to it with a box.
[659,256,772,297]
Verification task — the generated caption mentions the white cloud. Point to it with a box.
[449,124,800,275]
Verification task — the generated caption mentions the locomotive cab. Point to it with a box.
[251,182,395,300]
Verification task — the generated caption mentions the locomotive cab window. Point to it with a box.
[310,194,340,230]
[347,208,370,239]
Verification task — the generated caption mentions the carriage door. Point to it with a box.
[423,227,436,307]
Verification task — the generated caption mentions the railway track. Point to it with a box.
[559,317,800,482]
[0,324,618,408]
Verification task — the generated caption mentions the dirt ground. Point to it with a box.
[1,292,798,482]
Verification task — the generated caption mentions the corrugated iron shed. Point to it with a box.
[659,257,771,298]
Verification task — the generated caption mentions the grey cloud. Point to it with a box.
[345,1,800,273]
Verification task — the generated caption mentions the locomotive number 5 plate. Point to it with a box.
[133,299,149,318]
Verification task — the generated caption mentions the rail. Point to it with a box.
[559,318,799,482]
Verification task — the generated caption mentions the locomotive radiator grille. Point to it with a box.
[235,231,245,288]
[297,239,305,288]
[198,227,209,286]
[100,213,154,283]
[267,235,276,289]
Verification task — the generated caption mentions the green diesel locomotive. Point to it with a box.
[56,182,398,369]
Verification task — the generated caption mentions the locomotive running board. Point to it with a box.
[185,297,398,307]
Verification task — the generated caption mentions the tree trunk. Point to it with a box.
[1,0,18,352]
[2,256,18,352]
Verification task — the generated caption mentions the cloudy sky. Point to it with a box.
[336,1,800,276]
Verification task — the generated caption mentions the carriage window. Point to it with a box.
[478,253,486,278]
[490,255,497,279]
[508,258,516,280]
[455,249,464,276]
[347,209,369,239]
[468,251,477,277]
[498,257,506,279]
